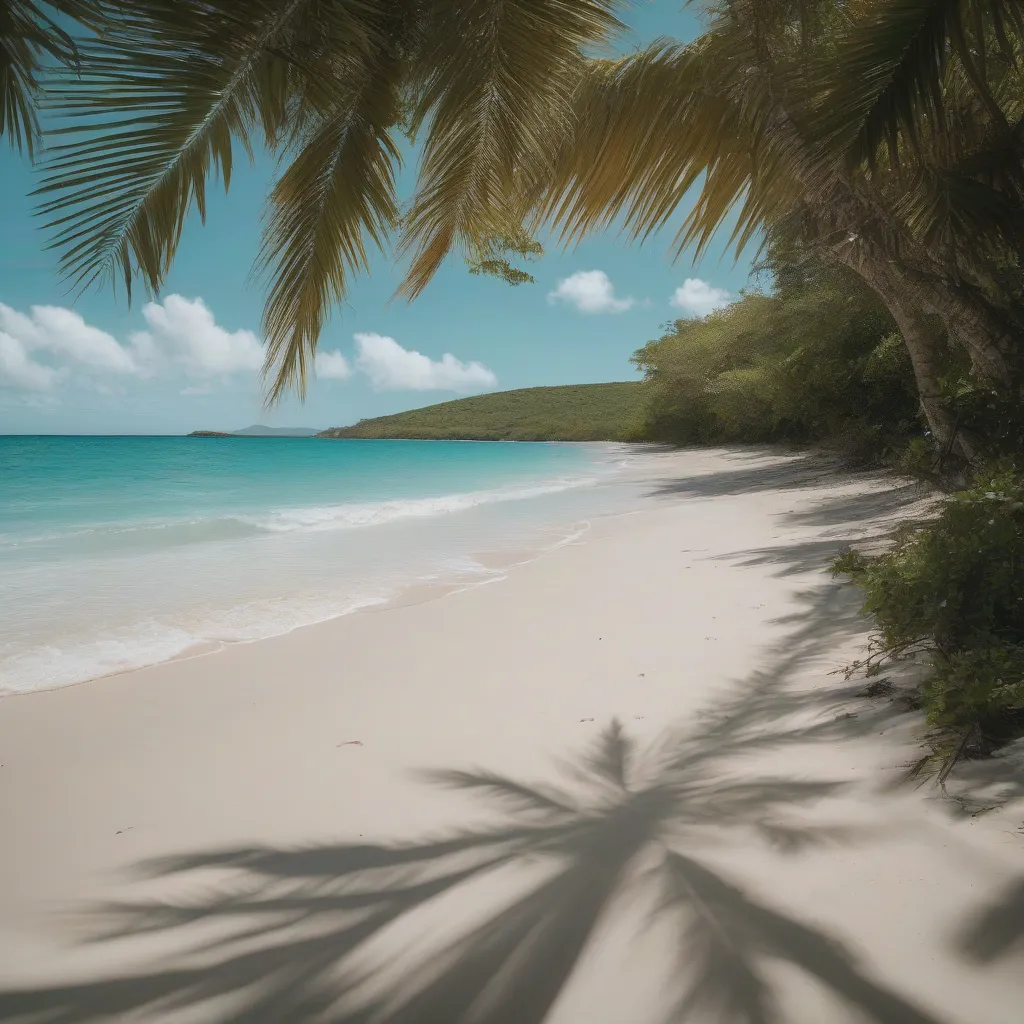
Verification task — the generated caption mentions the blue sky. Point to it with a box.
[0,1,757,435]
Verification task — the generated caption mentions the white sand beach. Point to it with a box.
[1,446,1022,1023]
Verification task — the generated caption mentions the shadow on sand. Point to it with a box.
[0,584,953,1024]
[0,451,1012,1023]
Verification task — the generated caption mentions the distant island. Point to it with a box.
[187,425,321,438]
[317,383,644,442]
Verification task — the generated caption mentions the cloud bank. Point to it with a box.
[0,299,496,402]
[670,278,732,317]
[0,302,142,390]
[315,350,352,380]
[548,270,635,314]
[133,296,264,376]
[355,333,496,392]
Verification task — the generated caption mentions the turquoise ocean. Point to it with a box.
[1,437,639,695]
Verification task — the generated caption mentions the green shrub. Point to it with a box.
[833,469,1024,770]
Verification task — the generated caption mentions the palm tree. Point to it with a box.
[531,0,1024,459]
[3,0,624,401]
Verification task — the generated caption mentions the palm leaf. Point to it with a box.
[257,41,404,403]
[0,0,105,156]
[535,41,715,246]
[396,0,624,301]
[535,31,815,267]
[813,0,1024,170]
[33,0,379,301]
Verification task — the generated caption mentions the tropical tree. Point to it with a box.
[532,0,1024,460]
[1,0,623,400]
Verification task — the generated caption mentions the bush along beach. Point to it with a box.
[831,470,1024,782]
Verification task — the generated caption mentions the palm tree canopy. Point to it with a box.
[11,0,625,400]
[533,0,1024,303]
[6,0,1023,401]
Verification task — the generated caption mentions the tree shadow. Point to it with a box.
[780,481,932,531]
[955,876,1024,966]
[645,449,843,501]
[0,718,949,1024]
[720,536,889,578]
[0,578,950,1023]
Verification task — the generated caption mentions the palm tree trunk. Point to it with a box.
[837,253,982,464]
[907,276,1014,387]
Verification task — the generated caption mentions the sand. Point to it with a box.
[0,446,1022,1023]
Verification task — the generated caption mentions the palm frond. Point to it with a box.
[33,0,379,301]
[258,47,403,403]
[896,164,1024,260]
[0,0,101,156]
[535,25,830,270]
[424,768,579,817]
[534,40,715,246]
[813,0,1024,170]
[396,0,624,301]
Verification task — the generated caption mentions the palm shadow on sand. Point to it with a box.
[0,527,989,1024]
[0,724,950,1024]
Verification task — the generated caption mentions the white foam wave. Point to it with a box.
[1,475,601,551]
[242,476,599,534]
[0,594,388,696]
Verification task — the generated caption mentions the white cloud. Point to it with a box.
[0,332,59,390]
[0,295,269,398]
[0,301,138,374]
[670,278,732,317]
[354,333,496,392]
[133,295,264,377]
[315,349,352,380]
[548,270,635,314]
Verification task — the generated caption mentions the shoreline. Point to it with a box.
[0,513,598,700]
[1,442,630,697]
[1,446,1021,1022]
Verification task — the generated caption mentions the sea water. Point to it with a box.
[1,436,639,694]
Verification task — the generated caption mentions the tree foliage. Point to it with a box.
[630,252,920,463]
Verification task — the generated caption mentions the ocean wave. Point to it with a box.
[242,476,599,534]
[0,474,600,553]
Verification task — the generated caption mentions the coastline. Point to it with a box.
[1,439,628,697]
[1,446,1021,1022]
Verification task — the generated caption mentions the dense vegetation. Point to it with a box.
[629,246,921,468]
[319,383,644,441]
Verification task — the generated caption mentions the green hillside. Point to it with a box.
[318,382,644,442]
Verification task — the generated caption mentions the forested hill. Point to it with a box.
[317,383,644,441]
